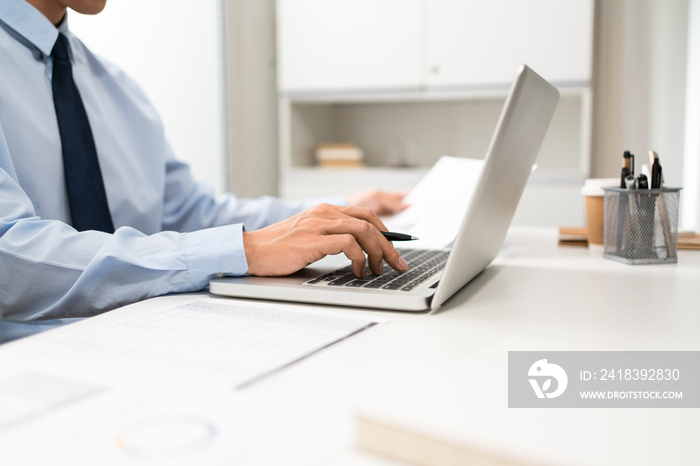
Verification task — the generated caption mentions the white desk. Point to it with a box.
[2,227,699,465]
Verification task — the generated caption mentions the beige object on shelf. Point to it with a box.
[318,159,366,169]
[315,143,364,167]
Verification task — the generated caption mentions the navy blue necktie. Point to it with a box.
[51,33,114,233]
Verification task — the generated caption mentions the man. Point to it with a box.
[0,0,409,321]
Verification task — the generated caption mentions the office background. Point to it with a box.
[5,3,699,462]
[70,0,699,231]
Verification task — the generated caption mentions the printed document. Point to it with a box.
[0,298,382,388]
[0,298,371,464]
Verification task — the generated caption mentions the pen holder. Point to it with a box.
[603,187,682,264]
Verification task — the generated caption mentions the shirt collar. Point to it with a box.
[0,0,65,58]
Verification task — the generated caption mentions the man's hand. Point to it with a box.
[348,189,409,216]
[243,204,408,278]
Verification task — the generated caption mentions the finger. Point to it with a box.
[334,205,389,232]
[379,192,410,215]
[358,222,386,275]
[322,219,407,274]
[316,233,367,278]
[301,205,407,273]
[393,191,411,210]
[377,231,408,272]
[309,203,391,231]
[321,219,382,274]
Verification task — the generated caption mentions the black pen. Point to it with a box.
[381,231,419,241]
[620,150,635,188]
[649,151,663,189]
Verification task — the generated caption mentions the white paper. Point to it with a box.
[0,382,351,466]
[1,298,382,388]
[0,372,105,430]
[383,156,484,249]
[0,299,372,464]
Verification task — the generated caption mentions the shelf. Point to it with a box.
[280,166,587,227]
[280,93,590,175]
[285,165,584,183]
[286,166,429,177]
[281,83,591,105]
[280,167,428,200]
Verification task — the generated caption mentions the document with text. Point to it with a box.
[0,299,374,463]
[0,298,384,389]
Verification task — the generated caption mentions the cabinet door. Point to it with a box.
[426,0,594,88]
[277,0,423,93]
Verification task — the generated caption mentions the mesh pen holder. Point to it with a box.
[603,187,682,264]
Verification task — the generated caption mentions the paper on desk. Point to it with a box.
[0,379,351,465]
[0,299,375,464]
[383,156,484,249]
[0,298,383,389]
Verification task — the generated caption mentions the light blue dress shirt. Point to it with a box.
[0,0,343,321]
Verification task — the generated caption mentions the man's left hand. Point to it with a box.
[348,189,409,216]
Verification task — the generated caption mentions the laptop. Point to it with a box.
[210,65,559,311]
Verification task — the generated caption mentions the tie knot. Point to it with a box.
[51,33,71,61]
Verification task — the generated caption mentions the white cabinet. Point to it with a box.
[277,0,594,93]
[426,0,593,87]
[275,0,595,226]
[277,0,423,93]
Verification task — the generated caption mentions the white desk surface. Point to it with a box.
[249,227,700,466]
[4,227,700,465]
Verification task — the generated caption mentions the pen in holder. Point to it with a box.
[603,187,682,264]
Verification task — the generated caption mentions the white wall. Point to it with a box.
[683,0,700,231]
[591,0,688,192]
[69,1,227,194]
[223,0,280,198]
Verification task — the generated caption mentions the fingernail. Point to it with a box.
[399,257,407,269]
[379,262,384,274]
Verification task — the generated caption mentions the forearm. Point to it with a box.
[0,220,247,321]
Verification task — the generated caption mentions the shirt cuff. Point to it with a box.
[184,223,248,288]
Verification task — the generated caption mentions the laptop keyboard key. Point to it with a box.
[307,249,448,292]
[328,275,358,286]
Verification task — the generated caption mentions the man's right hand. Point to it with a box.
[242,204,408,278]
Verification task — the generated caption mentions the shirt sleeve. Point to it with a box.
[159,142,347,232]
[0,123,347,322]
[0,124,248,321]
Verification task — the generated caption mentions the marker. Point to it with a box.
[620,167,631,188]
[620,150,635,188]
[649,151,663,189]
[381,231,419,241]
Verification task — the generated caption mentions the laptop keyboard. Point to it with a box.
[304,249,449,292]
